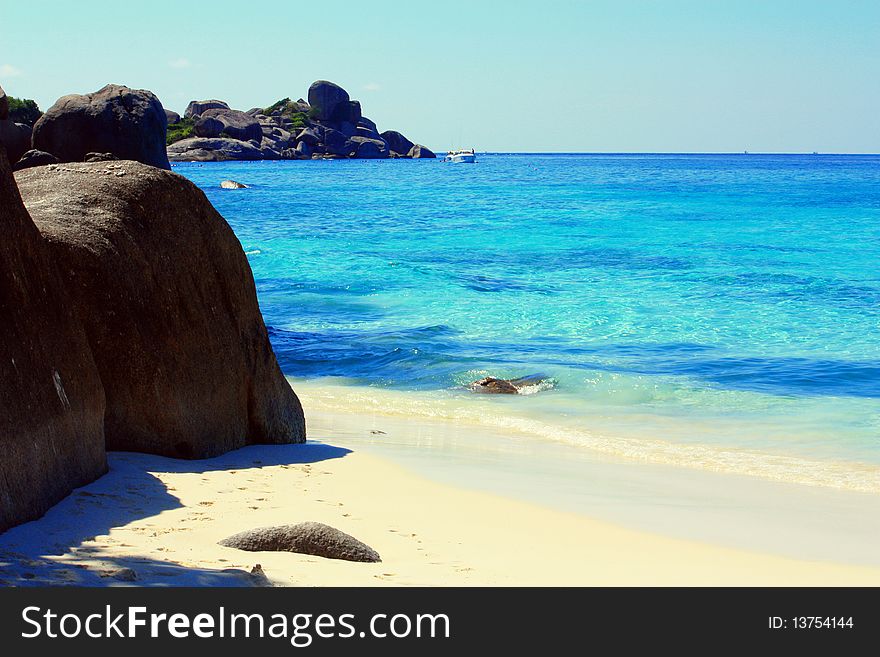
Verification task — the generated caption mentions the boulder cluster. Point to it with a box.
[168,80,435,162]
[0,80,434,168]
[0,99,305,532]
[0,83,170,172]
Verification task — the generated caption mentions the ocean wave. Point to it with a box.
[294,380,880,494]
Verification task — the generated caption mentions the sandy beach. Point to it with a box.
[3,399,880,587]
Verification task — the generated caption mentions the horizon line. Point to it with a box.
[458,151,880,156]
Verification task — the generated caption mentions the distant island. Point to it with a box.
[0,79,435,171]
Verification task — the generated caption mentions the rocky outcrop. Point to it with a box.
[408,144,436,159]
[0,120,33,165]
[307,80,350,121]
[194,116,223,138]
[83,152,119,163]
[219,522,381,562]
[184,99,229,119]
[170,81,434,161]
[167,137,265,161]
[16,161,306,458]
[200,108,263,143]
[381,130,414,156]
[323,127,349,156]
[297,127,320,146]
[165,109,181,125]
[350,136,389,159]
[32,84,170,170]
[12,149,59,171]
[0,147,107,533]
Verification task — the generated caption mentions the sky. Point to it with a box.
[1,0,878,152]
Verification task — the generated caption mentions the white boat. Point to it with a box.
[443,148,476,163]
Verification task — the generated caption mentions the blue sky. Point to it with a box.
[2,0,878,152]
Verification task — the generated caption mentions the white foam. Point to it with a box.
[291,378,880,494]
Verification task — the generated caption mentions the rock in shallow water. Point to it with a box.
[470,374,550,394]
[220,179,248,189]
[219,522,381,563]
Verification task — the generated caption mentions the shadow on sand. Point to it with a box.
[0,441,351,587]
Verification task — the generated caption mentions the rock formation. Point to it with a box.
[381,130,414,157]
[16,161,306,458]
[168,137,265,161]
[0,120,34,165]
[168,80,435,161]
[0,146,107,533]
[185,99,230,119]
[199,108,263,143]
[307,80,350,121]
[32,84,170,169]
[470,374,550,394]
[219,522,381,562]
[13,149,59,171]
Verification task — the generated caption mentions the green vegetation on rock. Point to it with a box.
[262,97,292,115]
[166,117,195,145]
[263,98,311,130]
[8,97,42,126]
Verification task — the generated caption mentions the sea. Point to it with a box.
[175,153,880,493]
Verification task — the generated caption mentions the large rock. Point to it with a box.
[296,127,320,146]
[336,121,357,138]
[32,84,170,169]
[0,120,33,165]
[0,148,107,532]
[381,130,414,156]
[219,522,381,562]
[184,99,229,119]
[262,127,294,150]
[0,84,7,119]
[12,149,59,171]
[332,100,361,125]
[167,137,265,162]
[294,140,312,159]
[194,116,224,138]
[200,108,262,143]
[355,124,382,141]
[349,136,388,159]
[322,127,349,155]
[408,144,436,159]
[307,80,349,121]
[16,161,306,458]
[84,152,120,162]
[165,109,181,125]
[358,116,378,133]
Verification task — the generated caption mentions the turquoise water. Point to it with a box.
[175,154,880,485]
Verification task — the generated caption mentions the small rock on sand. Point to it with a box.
[110,567,138,582]
[219,522,381,563]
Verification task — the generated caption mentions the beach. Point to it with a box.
[2,383,880,587]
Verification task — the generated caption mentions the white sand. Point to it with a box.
[2,428,880,586]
